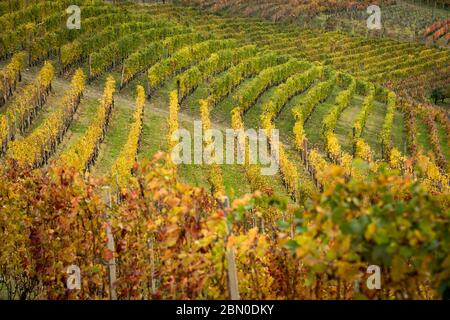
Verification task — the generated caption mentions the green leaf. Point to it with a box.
[277,220,289,231]
[326,249,336,261]
[295,225,306,234]
[284,239,299,251]
[399,246,413,258]
[331,206,345,224]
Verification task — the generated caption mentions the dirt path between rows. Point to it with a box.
[21,69,299,153]
[21,70,231,130]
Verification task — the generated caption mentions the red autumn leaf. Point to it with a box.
[102,248,114,261]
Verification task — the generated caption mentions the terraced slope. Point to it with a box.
[0,0,448,201]
[180,0,450,101]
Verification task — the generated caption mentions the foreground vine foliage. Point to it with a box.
[0,155,448,300]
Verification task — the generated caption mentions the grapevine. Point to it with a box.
[111,85,145,189]
[59,76,116,172]
[8,69,85,168]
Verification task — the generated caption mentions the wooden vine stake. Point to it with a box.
[58,47,62,74]
[145,78,151,99]
[119,63,125,90]
[102,186,118,300]
[221,196,240,300]
[148,237,157,295]
[88,54,92,80]
[177,79,181,104]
